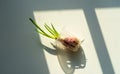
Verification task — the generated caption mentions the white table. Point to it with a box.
[0,0,120,74]
[34,8,120,74]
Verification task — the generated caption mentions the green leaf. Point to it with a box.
[29,18,60,39]
[51,24,59,36]
[29,18,54,39]
[44,23,55,36]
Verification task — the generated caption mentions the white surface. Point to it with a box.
[95,8,120,74]
[33,8,120,74]
[0,0,120,74]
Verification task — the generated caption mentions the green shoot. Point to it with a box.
[44,23,55,36]
[29,18,60,39]
[51,23,59,37]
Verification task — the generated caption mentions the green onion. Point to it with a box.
[51,23,60,37]
[29,18,60,39]
[44,23,55,36]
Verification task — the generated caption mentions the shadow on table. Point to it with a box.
[1,0,118,74]
[0,0,49,74]
[43,44,86,74]
[36,0,119,74]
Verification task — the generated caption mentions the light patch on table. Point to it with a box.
[33,9,102,74]
[95,8,120,74]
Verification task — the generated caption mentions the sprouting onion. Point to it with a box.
[29,18,60,39]
[29,18,80,52]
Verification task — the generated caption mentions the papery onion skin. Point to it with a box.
[57,37,80,52]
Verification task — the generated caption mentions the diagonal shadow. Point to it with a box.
[0,0,49,74]
[1,0,119,74]
[83,7,115,74]
[31,0,120,74]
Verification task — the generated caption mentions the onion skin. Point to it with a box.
[29,18,81,52]
[57,37,80,52]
